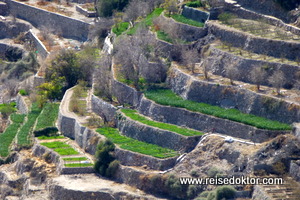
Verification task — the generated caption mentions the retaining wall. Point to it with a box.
[252,185,272,200]
[5,0,90,40]
[16,94,29,114]
[58,88,178,170]
[32,143,63,174]
[182,6,209,23]
[111,67,143,107]
[204,47,300,89]
[75,5,96,17]
[158,14,208,42]
[0,2,8,15]
[168,67,300,124]
[91,94,117,123]
[290,160,300,182]
[137,95,289,143]
[117,111,201,152]
[207,21,300,60]
[26,30,49,59]
[0,20,31,39]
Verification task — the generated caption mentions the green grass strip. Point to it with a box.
[54,148,79,156]
[0,114,25,157]
[40,141,71,149]
[170,14,204,27]
[97,127,179,158]
[64,163,93,168]
[63,157,88,162]
[112,22,130,36]
[121,109,203,136]
[35,103,59,131]
[145,89,292,130]
[157,30,173,43]
[127,8,164,35]
[37,135,65,140]
[17,103,42,146]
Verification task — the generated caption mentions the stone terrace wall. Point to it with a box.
[117,111,201,152]
[26,30,49,59]
[290,160,300,182]
[5,0,90,40]
[0,20,31,39]
[204,47,300,89]
[32,143,63,174]
[111,65,143,107]
[158,14,208,42]
[182,6,209,23]
[207,21,300,60]
[168,67,300,124]
[16,94,29,114]
[91,94,117,123]
[58,89,178,170]
[137,96,290,143]
[0,2,8,15]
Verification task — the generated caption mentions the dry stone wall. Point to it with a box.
[117,111,201,152]
[158,14,208,42]
[26,30,49,59]
[168,67,300,124]
[205,47,300,89]
[16,94,28,114]
[182,6,209,23]
[137,95,289,143]
[5,0,90,40]
[207,21,300,60]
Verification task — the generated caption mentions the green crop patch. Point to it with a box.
[40,141,71,149]
[64,163,93,168]
[97,127,178,158]
[35,103,59,132]
[0,114,25,157]
[54,148,79,156]
[63,157,88,162]
[18,103,42,146]
[170,14,204,27]
[145,89,292,130]
[113,22,130,36]
[121,109,203,136]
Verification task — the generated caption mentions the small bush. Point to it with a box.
[19,89,28,96]
[186,1,202,8]
[94,140,117,177]
[106,160,120,177]
[215,186,236,200]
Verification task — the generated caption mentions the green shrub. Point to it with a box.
[165,174,189,199]
[207,167,224,178]
[186,1,202,8]
[19,89,28,96]
[106,160,120,177]
[0,104,16,119]
[215,186,236,200]
[207,191,216,200]
[112,22,130,36]
[94,140,117,177]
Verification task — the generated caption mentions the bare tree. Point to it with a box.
[226,61,239,85]
[181,46,199,74]
[124,0,151,25]
[268,70,285,95]
[88,18,114,48]
[113,27,162,90]
[250,65,267,91]
[163,0,178,16]
[94,53,112,102]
